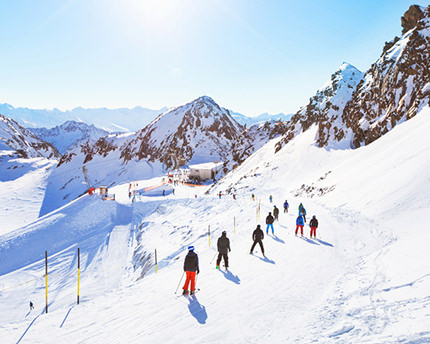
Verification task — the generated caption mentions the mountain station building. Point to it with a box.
[189,161,224,181]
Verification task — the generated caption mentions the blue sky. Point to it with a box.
[0,0,427,116]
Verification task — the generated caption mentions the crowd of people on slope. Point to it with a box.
[181,195,320,295]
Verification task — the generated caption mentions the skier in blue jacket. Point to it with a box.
[295,215,304,236]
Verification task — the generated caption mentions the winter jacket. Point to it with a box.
[296,215,304,226]
[266,214,274,224]
[309,218,318,228]
[217,234,231,254]
[273,207,279,217]
[184,251,199,272]
[299,206,306,216]
[253,227,264,241]
[283,201,289,209]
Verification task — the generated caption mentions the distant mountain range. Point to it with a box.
[29,121,109,155]
[0,102,292,134]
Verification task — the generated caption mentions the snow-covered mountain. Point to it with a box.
[0,103,167,133]
[230,110,293,127]
[39,96,246,215]
[342,4,430,148]
[0,114,59,159]
[276,5,430,152]
[275,62,364,151]
[29,121,109,155]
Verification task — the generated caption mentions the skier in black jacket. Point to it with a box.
[216,231,231,270]
[309,215,319,238]
[182,246,199,295]
[266,212,275,234]
[250,224,265,256]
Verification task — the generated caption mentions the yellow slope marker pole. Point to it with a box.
[45,251,48,314]
[155,249,158,273]
[234,216,236,235]
[77,248,80,305]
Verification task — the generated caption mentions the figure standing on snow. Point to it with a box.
[309,215,318,238]
[298,203,307,222]
[163,189,165,196]
[269,195,273,203]
[266,212,275,234]
[251,193,255,201]
[182,246,200,295]
[250,224,265,256]
[219,192,222,199]
[29,301,34,310]
[273,205,279,221]
[283,200,289,213]
[296,214,304,236]
[216,231,231,270]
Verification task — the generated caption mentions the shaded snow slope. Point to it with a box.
[0,104,429,343]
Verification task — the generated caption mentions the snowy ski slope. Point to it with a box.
[0,107,429,343]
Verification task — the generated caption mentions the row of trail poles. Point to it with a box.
[44,248,82,315]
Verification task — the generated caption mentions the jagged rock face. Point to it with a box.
[343,5,430,148]
[401,5,425,34]
[232,120,288,164]
[29,121,109,154]
[0,114,59,159]
[58,96,245,170]
[275,63,364,152]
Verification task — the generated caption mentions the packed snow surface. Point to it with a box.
[0,107,429,343]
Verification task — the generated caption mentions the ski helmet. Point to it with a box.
[222,230,227,235]
[188,245,194,251]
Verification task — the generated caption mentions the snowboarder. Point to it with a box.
[296,214,304,236]
[216,231,231,270]
[250,225,265,256]
[29,301,34,310]
[283,200,289,213]
[273,205,279,221]
[309,215,318,238]
[182,246,200,295]
[298,203,307,222]
[269,195,273,203]
[266,212,275,234]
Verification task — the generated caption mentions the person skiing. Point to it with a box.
[216,231,231,270]
[298,203,307,222]
[182,246,200,295]
[163,189,165,196]
[273,205,279,221]
[295,214,304,236]
[283,200,289,213]
[266,212,275,234]
[219,191,222,199]
[309,215,318,238]
[250,224,265,256]
[251,193,255,201]
[29,301,34,310]
[269,195,273,203]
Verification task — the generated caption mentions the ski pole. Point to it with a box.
[175,271,185,294]
[210,252,217,264]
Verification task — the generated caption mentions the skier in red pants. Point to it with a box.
[182,246,199,295]
[309,215,318,238]
[295,215,304,236]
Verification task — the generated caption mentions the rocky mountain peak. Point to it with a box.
[0,114,59,159]
[401,5,426,34]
